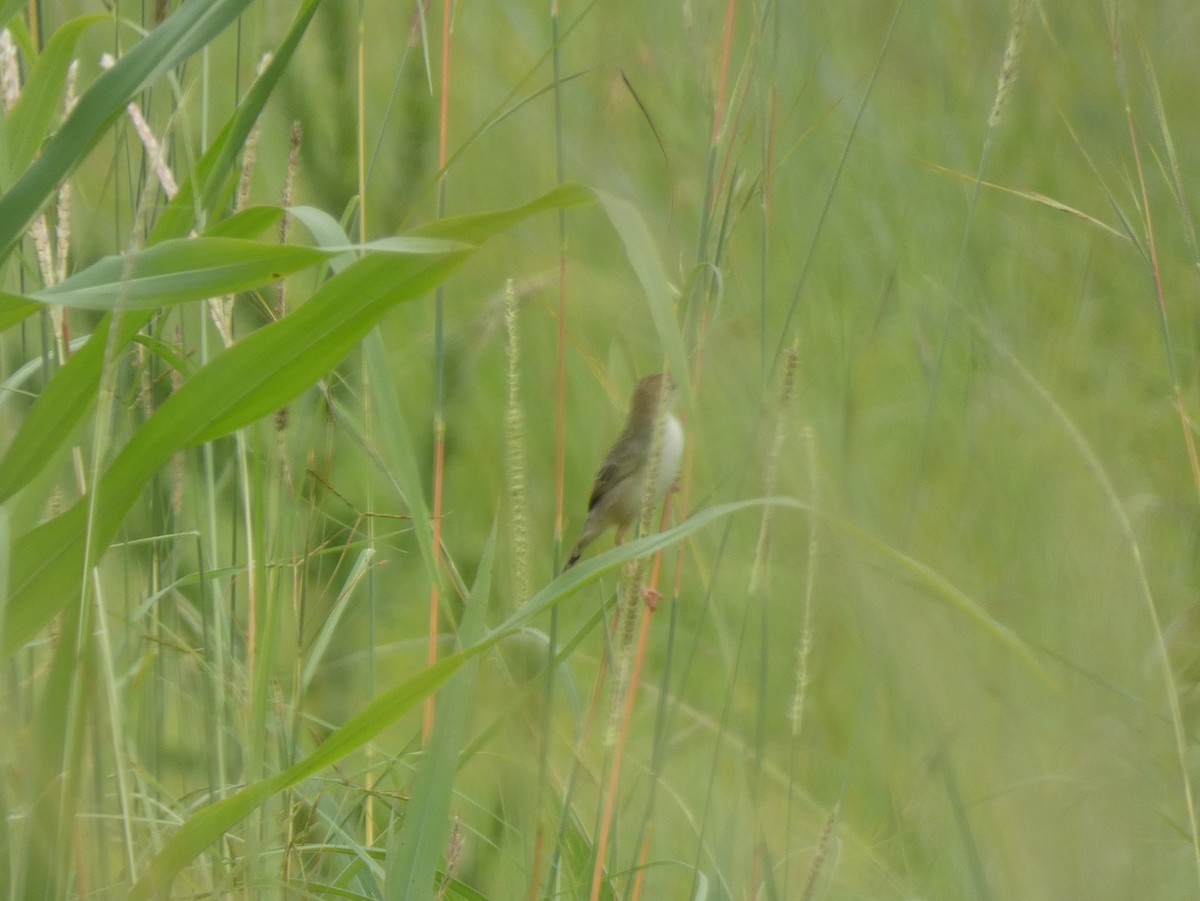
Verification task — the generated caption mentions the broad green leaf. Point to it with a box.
[32,238,330,311]
[1,16,106,178]
[286,204,354,252]
[184,253,470,447]
[2,184,595,654]
[0,0,258,259]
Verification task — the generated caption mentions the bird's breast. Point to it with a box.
[653,414,684,500]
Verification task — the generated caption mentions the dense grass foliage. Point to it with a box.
[0,1,1197,898]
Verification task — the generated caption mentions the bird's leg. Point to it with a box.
[640,493,679,611]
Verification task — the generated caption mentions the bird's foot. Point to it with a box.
[641,586,663,611]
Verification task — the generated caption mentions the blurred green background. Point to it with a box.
[1,0,1198,898]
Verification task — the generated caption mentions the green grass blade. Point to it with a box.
[202,205,287,240]
[184,253,468,446]
[0,505,7,622]
[844,519,1056,687]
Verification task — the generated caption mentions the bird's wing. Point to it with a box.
[587,441,642,511]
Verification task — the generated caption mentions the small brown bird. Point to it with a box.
[564,373,684,570]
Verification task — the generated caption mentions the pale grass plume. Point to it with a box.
[210,57,271,349]
[11,35,55,288]
[21,53,82,359]
[55,61,79,285]
[799,802,840,901]
[275,120,303,433]
[502,279,531,605]
[236,119,260,213]
[30,212,54,286]
[988,0,1028,128]
[436,817,464,900]
[277,120,304,316]
[750,345,799,593]
[101,53,178,199]
[0,30,18,112]
[237,54,272,215]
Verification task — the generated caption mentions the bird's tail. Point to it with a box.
[562,544,583,572]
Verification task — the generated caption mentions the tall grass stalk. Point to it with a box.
[425,0,455,746]
[542,3,571,894]
[353,0,380,851]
